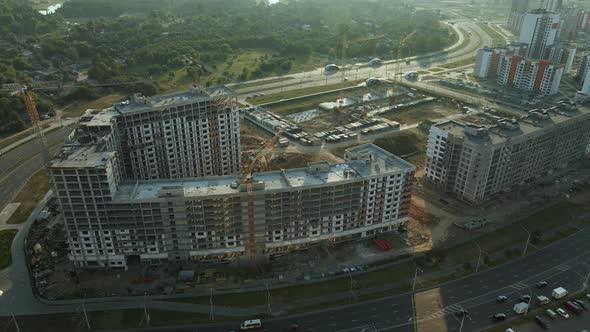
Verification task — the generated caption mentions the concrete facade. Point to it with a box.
[496,55,564,95]
[51,126,415,267]
[424,102,590,204]
[544,45,576,72]
[508,0,530,34]
[519,10,560,59]
[474,44,528,79]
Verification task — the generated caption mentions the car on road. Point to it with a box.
[505,329,515,332]
[556,308,569,319]
[586,293,590,300]
[492,313,507,321]
[0,289,3,297]
[285,324,299,331]
[519,295,531,302]
[496,295,508,303]
[536,281,548,289]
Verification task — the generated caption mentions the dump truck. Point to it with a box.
[552,287,568,300]
[513,302,529,314]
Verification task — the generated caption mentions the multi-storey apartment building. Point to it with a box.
[496,55,564,95]
[508,0,530,34]
[424,102,590,204]
[519,10,560,59]
[474,43,528,78]
[51,127,415,268]
[544,45,576,72]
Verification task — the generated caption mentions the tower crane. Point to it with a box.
[14,86,51,165]
[241,129,284,271]
[395,31,417,81]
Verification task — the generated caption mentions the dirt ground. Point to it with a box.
[297,111,357,132]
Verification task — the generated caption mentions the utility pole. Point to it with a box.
[520,224,531,257]
[458,314,465,332]
[209,288,214,321]
[10,314,20,332]
[475,242,485,273]
[82,297,91,330]
[412,264,423,292]
[583,270,590,289]
[348,271,357,302]
[265,283,272,315]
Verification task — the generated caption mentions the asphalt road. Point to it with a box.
[233,20,491,101]
[95,227,590,332]
[0,125,73,210]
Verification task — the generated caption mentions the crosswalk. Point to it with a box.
[424,304,465,319]
[510,282,529,291]
[554,264,570,272]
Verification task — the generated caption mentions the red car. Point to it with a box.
[286,324,299,331]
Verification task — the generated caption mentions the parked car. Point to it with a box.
[496,295,508,303]
[285,324,299,332]
[455,309,469,318]
[537,281,548,289]
[534,316,549,330]
[492,313,507,321]
[556,308,570,319]
[574,299,588,310]
[565,301,583,315]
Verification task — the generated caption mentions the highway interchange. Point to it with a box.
[1,17,585,332]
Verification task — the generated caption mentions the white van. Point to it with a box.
[240,319,262,330]
[546,308,557,319]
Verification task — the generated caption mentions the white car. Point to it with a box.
[0,289,3,296]
[505,328,515,332]
[556,308,569,319]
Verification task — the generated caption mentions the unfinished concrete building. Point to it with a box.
[52,103,415,268]
[424,102,590,204]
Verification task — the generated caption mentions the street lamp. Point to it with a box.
[412,263,424,292]
[520,224,531,258]
[475,242,486,273]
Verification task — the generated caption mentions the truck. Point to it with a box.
[513,302,529,314]
[537,295,550,306]
[552,287,568,300]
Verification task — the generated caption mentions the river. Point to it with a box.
[38,3,63,15]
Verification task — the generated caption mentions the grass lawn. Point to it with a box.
[478,23,506,47]
[0,124,51,150]
[381,101,461,125]
[6,169,51,224]
[232,76,295,90]
[0,309,237,332]
[438,57,476,70]
[0,229,17,269]
[373,128,428,168]
[247,80,364,105]
[62,94,124,118]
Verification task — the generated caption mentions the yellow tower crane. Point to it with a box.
[242,129,284,271]
[395,31,417,81]
[20,86,50,164]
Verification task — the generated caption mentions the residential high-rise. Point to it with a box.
[542,0,562,12]
[576,54,590,84]
[51,109,416,268]
[508,0,530,34]
[424,103,590,204]
[544,45,576,72]
[112,88,241,180]
[519,10,560,59]
[497,56,564,95]
[474,43,528,78]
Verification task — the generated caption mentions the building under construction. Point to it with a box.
[51,94,415,268]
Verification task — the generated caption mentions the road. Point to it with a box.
[232,19,491,101]
[0,125,73,211]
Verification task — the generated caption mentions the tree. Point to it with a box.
[463,262,472,271]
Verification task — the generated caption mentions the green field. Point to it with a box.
[7,169,51,224]
[232,76,295,90]
[0,229,17,269]
[478,23,506,47]
[247,80,364,105]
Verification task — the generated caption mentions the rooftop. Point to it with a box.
[434,103,590,146]
[113,86,235,115]
[50,145,115,169]
[114,144,415,201]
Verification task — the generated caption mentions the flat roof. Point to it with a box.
[435,105,590,146]
[114,144,415,201]
[114,86,235,115]
[50,145,115,168]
